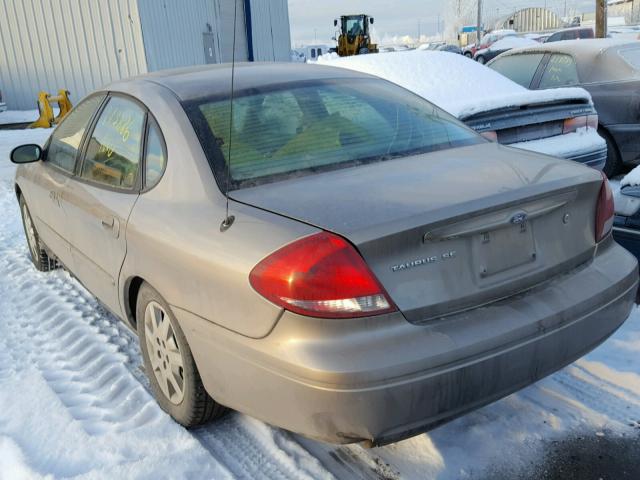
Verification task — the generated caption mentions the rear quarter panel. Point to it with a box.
[586,80,640,163]
[117,81,316,338]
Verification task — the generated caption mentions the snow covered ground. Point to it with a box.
[1,128,639,479]
[0,110,40,125]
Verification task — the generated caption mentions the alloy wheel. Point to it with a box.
[144,301,185,405]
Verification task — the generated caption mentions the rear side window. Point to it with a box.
[81,96,145,189]
[185,79,482,189]
[46,95,104,173]
[144,120,166,189]
[539,54,579,88]
[489,53,545,88]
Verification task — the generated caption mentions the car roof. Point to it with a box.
[107,62,375,102]
[552,26,593,32]
[496,39,640,82]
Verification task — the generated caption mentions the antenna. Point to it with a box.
[221,0,238,232]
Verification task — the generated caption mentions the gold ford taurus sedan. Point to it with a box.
[10,63,638,446]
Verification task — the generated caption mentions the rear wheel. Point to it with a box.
[476,55,486,64]
[358,47,370,55]
[464,51,473,58]
[19,195,56,271]
[136,282,226,427]
[600,128,623,178]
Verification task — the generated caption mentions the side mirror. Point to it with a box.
[370,17,374,24]
[10,144,42,164]
[334,19,338,27]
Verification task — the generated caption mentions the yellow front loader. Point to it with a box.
[333,14,378,57]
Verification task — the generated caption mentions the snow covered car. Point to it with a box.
[612,169,640,264]
[10,63,637,446]
[488,39,640,177]
[463,29,517,59]
[473,36,538,64]
[318,50,607,170]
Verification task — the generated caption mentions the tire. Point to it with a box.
[19,195,56,272]
[358,47,370,55]
[464,52,473,58]
[476,55,486,64]
[600,128,623,178]
[136,282,226,427]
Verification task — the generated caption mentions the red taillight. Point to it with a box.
[563,114,598,134]
[480,130,498,142]
[249,232,396,318]
[595,171,614,242]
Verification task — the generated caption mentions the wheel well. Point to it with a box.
[125,276,145,329]
[15,184,22,201]
[598,125,621,161]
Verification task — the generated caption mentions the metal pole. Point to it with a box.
[477,0,482,45]
[596,0,607,38]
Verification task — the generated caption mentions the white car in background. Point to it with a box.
[318,50,607,170]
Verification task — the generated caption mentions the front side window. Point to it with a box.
[539,54,579,88]
[489,53,545,88]
[46,95,105,173]
[81,96,145,189]
[185,79,483,189]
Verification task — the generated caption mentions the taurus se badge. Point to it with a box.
[391,251,457,272]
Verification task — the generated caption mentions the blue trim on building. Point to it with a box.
[244,0,254,61]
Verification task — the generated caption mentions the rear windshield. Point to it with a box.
[183,78,483,189]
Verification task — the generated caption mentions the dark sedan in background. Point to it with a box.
[488,39,640,177]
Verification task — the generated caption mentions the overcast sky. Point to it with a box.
[288,0,598,46]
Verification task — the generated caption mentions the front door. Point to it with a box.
[22,95,106,269]
[64,95,146,315]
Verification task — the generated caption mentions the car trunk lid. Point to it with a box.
[462,98,595,144]
[231,142,602,323]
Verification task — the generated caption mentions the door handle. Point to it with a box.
[100,216,121,238]
[101,217,115,229]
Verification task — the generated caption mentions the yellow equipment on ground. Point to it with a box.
[30,90,73,129]
[333,14,378,57]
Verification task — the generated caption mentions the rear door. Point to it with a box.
[533,53,580,89]
[63,94,147,314]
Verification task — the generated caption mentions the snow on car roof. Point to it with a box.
[484,36,538,52]
[316,50,592,118]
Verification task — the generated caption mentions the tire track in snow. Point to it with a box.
[0,247,162,436]
[550,367,640,428]
[0,185,334,479]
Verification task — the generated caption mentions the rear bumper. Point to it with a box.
[509,130,607,170]
[566,145,607,170]
[176,240,637,445]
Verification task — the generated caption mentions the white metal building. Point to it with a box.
[0,0,291,110]
[495,8,563,33]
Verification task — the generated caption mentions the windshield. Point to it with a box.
[343,16,365,37]
[183,79,483,190]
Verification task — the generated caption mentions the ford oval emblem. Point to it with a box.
[510,213,528,225]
